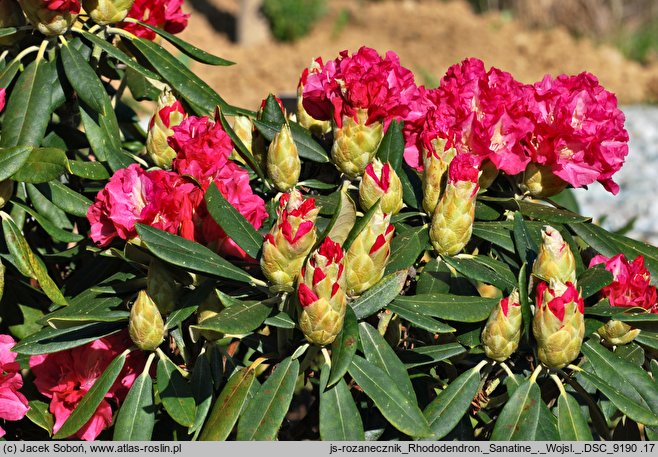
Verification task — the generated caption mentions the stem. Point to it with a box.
[550,373,567,397]
[142,351,157,375]
[36,39,49,62]
[106,27,136,40]
[13,45,40,63]
[529,364,543,383]
[499,361,515,378]
[474,359,489,373]
[156,347,190,378]
[321,347,331,367]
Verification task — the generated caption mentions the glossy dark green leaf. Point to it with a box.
[261,94,286,124]
[0,57,21,88]
[400,163,422,210]
[61,42,107,115]
[54,351,127,438]
[578,265,614,299]
[297,179,336,190]
[635,332,658,351]
[614,342,645,366]
[11,148,68,183]
[517,200,590,223]
[26,400,54,436]
[0,57,53,148]
[398,343,465,369]
[79,101,132,172]
[26,183,71,229]
[472,222,515,252]
[237,357,299,440]
[157,356,196,427]
[68,160,110,180]
[328,306,359,387]
[264,311,296,329]
[385,225,429,274]
[359,322,415,401]
[416,258,451,294]
[442,255,516,292]
[113,371,155,441]
[319,363,364,440]
[376,119,403,172]
[190,351,214,434]
[342,199,381,252]
[204,183,262,259]
[11,201,82,243]
[11,322,122,355]
[518,262,532,345]
[350,270,407,320]
[570,222,620,260]
[386,302,455,334]
[190,300,271,336]
[46,181,92,218]
[392,294,498,322]
[45,296,127,328]
[348,355,432,438]
[136,224,253,283]
[424,366,480,439]
[537,401,559,440]
[513,212,538,267]
[0,146,32,181]
[253,119,330,163]
[557,392,593,440]
[490,379,542,440]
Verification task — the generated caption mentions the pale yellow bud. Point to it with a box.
[19,0,78,35]
[146,89,186,168]
[82,0,134,24]
[533,225,577,284]
[519,163,568,198]
[597,320,640,346]
[267,123,301,192]
[331,109,383,179]
[129,290,165,351]
[422,138,455,215]
[481,290,522,361]
[359,159,403,215]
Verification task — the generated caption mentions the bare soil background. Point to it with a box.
[174,0,658,110]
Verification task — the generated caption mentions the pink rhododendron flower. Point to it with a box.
[589,254,657,313]
[149,98,186,130]
[29,331,146,441]
[122,0,189,40]
[527,72,629,194]
[87,164,202,246]
[45,0,80,13]
[448,152,480,185]
[0,88,6,113]
[0,335,29,438]
[170,116,233,187]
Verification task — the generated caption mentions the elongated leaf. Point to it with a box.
[261,94,286,125]
[342,199,381,252]
[385,225,429,274]
[401,163,422,210]
[200,367,256,441]
[513,212,538,267]
[12,322,123,355]
[472,222,515,252]
[47,181,92,217]
[393,294,498,322]
[136,224,253,283]
[416,258,451,294]
[68,160,110,180]
[11,201,82,243]
[349,356,432,438]
[79,101,132,172]
[157,356,196,427]
[424,367,480,439]
[204,183,262,259]
[319,184,356,246]
[319,364,364,440]
[359,322,415,401]
[26,183,71,229]
[557,392,593,440]
[578,265,614,299]
[0,57,53,148]
[398,343,466,369]
[328,306,358,387]
[518,262,532,344]
[190,300,271,336]
[45,296,127,328]
[54,351,127,438]
[237,357,300,440]
[190,351,214,434]
[350,270,407,319]
[442,255,516,292]
[490,379,542,440]
[0,146,32,181]
[264,311,295,329]
[517,200,590,223]
[2,213,35,277]
[376,119,404,172]
[635,332,658,351]
[0,57,21,88]
[386,303,455,334]
[61,42,107,115]
[570,222,620,260]
[113,372,155,440]
[253,119,330,163]
[26,400,54,436]
[11,148,68,183]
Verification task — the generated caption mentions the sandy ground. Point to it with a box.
[172,0,658,110]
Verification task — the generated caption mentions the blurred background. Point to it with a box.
[167,0,658,243]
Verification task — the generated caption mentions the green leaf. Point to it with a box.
[136,224,253,283]
[261,94,286,125]
[513,212,538,267]
[350,270,407,320]
[26,183,71,229]
[342,199,381,252]
[61,42,107,115]
[237,357,300,440]
[190,351,214,434]
[11,322,123,355]
[359,322,416,402]
[442,255,516,293]
[578,265,614,299]
[45,296,128,328]
[392,294,498,322]
[26,400,54,436]
[557,392,593,440]
[376,119,404,172]
[204,183,263,259]
[635,332,658,351]
[253,119,330,163]
[129,37,227,115]
[68,160,110,180]
[386,302,455,334]
[570,222,620,260]
[128,20,234,66]
[157,356,196,428]
[11,148,68,183]
[385,225,429,274]
[113,371,155,440]
[416,258,451,294]
[190,300,271,336]
[400,163,423,210]
[0,146,32,181]
[8,304,43,340]
[518,262,532,345]
[320,183,356,246]
[264,311,296,329]
[297,179,336,190]
[0,56,21,88]
[348,355,432,438]
[517,200,590,223]
[47,181,93,217]
[328,306,359,387]
[11,200,82,243]
[54,351,127,438]
[319,364,365,440]
[424,366,481,439]
[398,343,466,369]
[79,101,132,172]
[490,379,542,440]
[472,222,515,253]
[200,367,256,441]
[0,57,53,148]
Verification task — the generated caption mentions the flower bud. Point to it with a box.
[19,0,80,35]
[481,289,522,361]
[261,190,320,290]
[532,280,585,368]
[345,208,394,296]
[298,238,347,346]
[430,154,480,256]
[0,180,14,209]
[196,290,224,341]
[478,160,499,190]
[266,123,301,192]
[146,89,186,168]
[532,225,577,284]
[297,58,331,138]
[147,260,179,315]
[597,319,640,346]
[359,159,403,215]
[519,162,568,198]
[422,137,455,215]
[81,0,134,24]
[230,115,253,164]
[0,0,26,46]
[129,290,165,351]
[331,109,383,179]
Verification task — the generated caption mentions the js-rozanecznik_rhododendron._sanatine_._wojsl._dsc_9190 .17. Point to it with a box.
[0,0,658,443]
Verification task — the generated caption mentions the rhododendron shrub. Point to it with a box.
[2,6,658,442]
